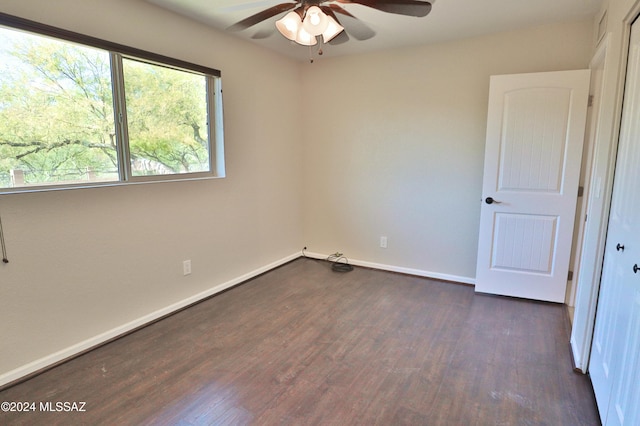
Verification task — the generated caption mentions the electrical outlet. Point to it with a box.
[183,260,192,276]
[380,236,388,248]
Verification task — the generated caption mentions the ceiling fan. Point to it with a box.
[227,0,433,48]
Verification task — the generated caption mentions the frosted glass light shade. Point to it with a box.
[302,6,329,36]
[276,12,302,41]
[322,16,344,43]
[295,27,317,46]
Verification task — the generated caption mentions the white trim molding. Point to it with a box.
[303,251,476,285]
[1,250,475,387]
[0,252,300,388]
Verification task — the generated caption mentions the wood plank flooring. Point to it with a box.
[0,258,600,425]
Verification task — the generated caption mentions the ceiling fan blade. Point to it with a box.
[320,5,341,21]
[219,0,283,14]
[328,4,376,41]
[227,2,297,31]
[335,0,432,18]
[327,3,357,19]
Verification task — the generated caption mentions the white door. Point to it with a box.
[475,70,590,302]
[589,20,640,425]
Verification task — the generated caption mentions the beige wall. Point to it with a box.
[301,20,594,281]
[0,0,304,381]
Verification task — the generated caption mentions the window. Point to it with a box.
[0,13,224,193]
[122,59,211,177]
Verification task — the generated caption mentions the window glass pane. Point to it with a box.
[0,27,118,188]
[122,58,210,177]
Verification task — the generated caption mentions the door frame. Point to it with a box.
[567,33,610,308]
[568,33,613,372]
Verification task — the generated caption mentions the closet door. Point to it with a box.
[589,19,640,425]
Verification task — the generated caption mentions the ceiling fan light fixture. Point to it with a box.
[275,11,302,41]
[321,16,344,43]
[302,5,329,36]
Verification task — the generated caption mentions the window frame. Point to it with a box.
[0,12,225,194]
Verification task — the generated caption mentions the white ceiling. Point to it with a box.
[147,0,602,61]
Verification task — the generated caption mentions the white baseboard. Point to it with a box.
[0,252,300,388]
[570,336,587,374]
[1,251,474,387]
[303,251,476,285]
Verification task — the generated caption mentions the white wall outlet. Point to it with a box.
[380,236,388,248]
[183,260,192,276]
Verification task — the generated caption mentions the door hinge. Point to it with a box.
[588,95,594,107]
[568,270,574,281]
[578,186,584,197]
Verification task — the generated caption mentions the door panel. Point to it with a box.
[590,253,626,421]
[499,88,571,192]
[491,213,556,274]
[605,293,640,425]
[476,70,590,302]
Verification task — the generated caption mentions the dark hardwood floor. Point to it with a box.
[0,258,600,425]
